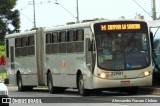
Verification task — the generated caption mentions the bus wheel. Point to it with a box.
[17,74,25,91]
[48,72,58,94]
[78,74,89,96]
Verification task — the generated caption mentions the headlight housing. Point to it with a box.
[98,72,109,79]
[144,71,150,76]
[99,72,106,78]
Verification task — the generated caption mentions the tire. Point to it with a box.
[78,74,89,96]
[48,72,58,94]
[17,74,25,91]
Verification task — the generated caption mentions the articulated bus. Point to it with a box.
[5,20,153,96]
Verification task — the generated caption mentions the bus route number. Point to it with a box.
[111,71,123,76]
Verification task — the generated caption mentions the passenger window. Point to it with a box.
[52,32,58,43]
[76,29,84,41]
[21,37,28,47]
[59,31,66,42]
[67,30,75,42]
[28,35,34,46]
[46,33,52,44]
[15,38,21,47]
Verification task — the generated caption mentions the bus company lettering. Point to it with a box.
[101,24,140,31]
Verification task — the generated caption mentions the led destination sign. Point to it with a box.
[100,24,141,31]
[94,21,148,33]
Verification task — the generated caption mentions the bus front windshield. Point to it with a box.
[95,32,150,70]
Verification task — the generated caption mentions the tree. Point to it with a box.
[0,0,20,45]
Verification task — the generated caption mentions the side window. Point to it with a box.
[46,33,52,44]
[28,35,35,56]
[21,37,28,47]
[15,35,35,57]
[15,38,21,57]
[59,31,66,42]
[52,32,59,53]
[21,37,28,56]
[75,29,84,53]
[66,31,70,42]
[46,33,52,54]
[28,35,34,46]
[15,38,21,47]
[67,30,75,42]
[76,29,84,41]
[52,32,58,43]
[66,30,75,53]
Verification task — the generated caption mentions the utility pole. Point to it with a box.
[33,0,36,28]
[152,0,156,20]
[76,0,80,23]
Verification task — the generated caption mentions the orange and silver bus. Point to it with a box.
[5,20,153,96]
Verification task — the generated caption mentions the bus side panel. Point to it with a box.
[59,53,68,87]
[15,56,38,86]
[24,56,38,86]
[25,75,38,86]
[20,33,38,86]
[66,53,76,87]
[46,54,61,87]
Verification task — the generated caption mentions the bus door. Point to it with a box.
[10,46,15,69]
[86,38,94,71]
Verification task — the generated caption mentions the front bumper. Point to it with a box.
[92,75,152,89]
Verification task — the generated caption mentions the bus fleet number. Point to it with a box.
[111,71,123,76]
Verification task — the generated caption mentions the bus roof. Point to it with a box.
[44,22,92,33]
[44,19,147,32]
[5,19,148,39]
[5,30,37,39]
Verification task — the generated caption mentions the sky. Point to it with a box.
[14,0,160,37]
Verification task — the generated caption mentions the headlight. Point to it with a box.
[144,71,150,76]
[100,73,106,78]
[99,72,108,79]
[0,90,8,95]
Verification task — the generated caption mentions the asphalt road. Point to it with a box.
[6,86,160,106]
